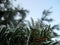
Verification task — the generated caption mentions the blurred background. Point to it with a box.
[13,0,60,39]
[0,0,60,45]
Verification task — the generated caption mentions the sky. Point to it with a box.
[14,0,60,23]
[15,0,60,31]
[13,0,60,40]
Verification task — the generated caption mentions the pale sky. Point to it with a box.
[15,0,60,24]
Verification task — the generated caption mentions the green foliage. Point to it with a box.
[0,0,28,45]
[27,10,60,45]
[0,0,60,45]
[0,0,28,27]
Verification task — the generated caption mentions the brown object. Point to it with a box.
[35,37,47,42]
